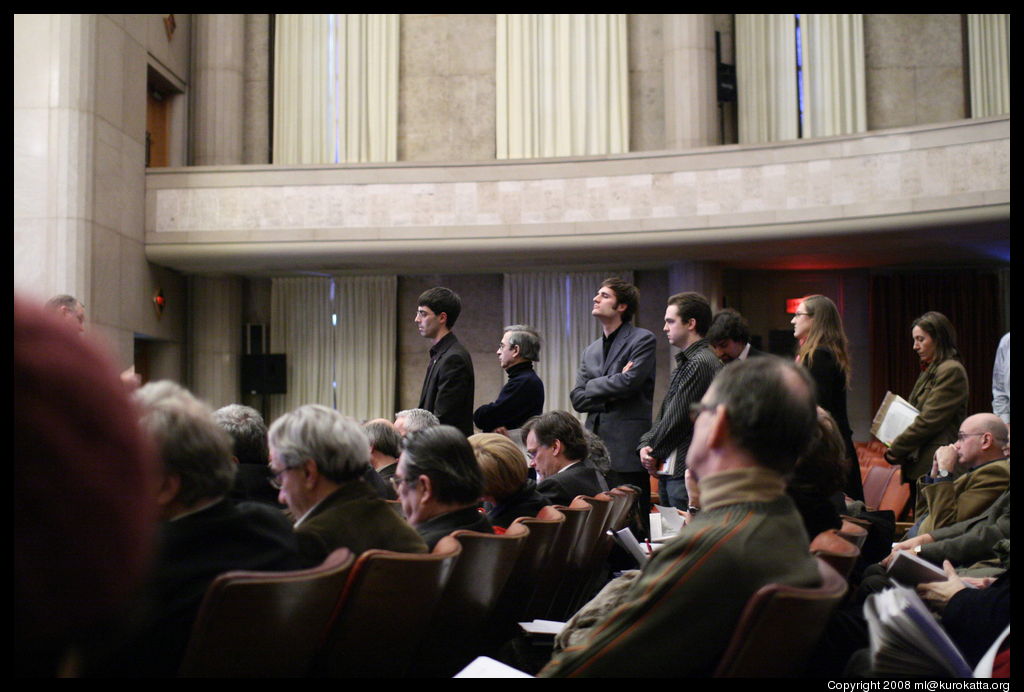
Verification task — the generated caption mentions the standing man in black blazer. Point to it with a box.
[706,307,766,364]
[416,287,475,437]
[571,277,656,512]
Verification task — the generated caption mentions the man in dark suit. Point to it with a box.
[570,277,655,511]
[268,405,427,566]
[393,425,493,549]
[89,382,300,676]
[524,411,609,506]
[416,287,475,436]
[706,307,766,364]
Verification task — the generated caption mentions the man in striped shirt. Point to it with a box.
[541,356,822,677]
[638,292,722,510]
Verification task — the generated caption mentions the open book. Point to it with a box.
[885,549,949,586]
[871,391,920,446]
[864,585,973,677]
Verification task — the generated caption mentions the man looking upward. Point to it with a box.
[571,277,656,513]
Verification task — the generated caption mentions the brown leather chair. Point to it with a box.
[549,493,613,620]
[415,523,530,677]
[526,500,591,621]
[810,528,860,579]
[714,557,848,677]
[607,485,639,533]
[485,506,566,647]
[178,547,355,678]
[862,463,909,514]
[315,537,462,677]
[838,518,869,549]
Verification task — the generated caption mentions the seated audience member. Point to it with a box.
[540,357,822,677]
[364,418,402,499]
[394,407,440,437]
[394,425,493,549]
[212,404,280,506]
[470,433,550,528]
[905,413,1009,538]
[787,407,847,540]
[916,555,1011,669]
[92,381,300,676]
[705,307,765,364]
[268,405,427,566]
[16,298,159,676]
[583,429,614,486]
[523,411,609,506]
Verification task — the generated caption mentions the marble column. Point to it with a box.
[188,275,243,409]
[243,13,271,164]
[663,14,718,150]
[192,14,245,165]
[14,14,97,305]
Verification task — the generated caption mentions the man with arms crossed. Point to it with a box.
[571,278,656,513]
[416,287,475,436]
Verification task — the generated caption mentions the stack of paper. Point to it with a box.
[864,585,972,677]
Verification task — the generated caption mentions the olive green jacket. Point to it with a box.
[889,359,968,481]
[914,457,1009,536]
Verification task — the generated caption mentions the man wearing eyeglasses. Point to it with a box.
[268,405,426,567]
[904,412,1010,538]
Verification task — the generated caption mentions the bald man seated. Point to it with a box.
[905,412,1010,538]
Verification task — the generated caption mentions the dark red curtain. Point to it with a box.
[870,270,1004,421]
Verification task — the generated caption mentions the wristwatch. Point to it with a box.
[937,468,951,478]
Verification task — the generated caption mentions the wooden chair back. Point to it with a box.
[178,547,355,677]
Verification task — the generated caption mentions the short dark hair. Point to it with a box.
[705,356,817,475]
[601,277,639,323]
[401,425,482,505]
[705,308,751,346]
[212,404,269,466]
[522,410,589,462]
[418,287,463,328]
[667,292,712,336]
[364,419,402,458]
[912,311,961,364]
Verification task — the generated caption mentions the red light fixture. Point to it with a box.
[152,288,166,319]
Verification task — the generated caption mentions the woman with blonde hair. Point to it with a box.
[885,311,968,486]
[791,294,863,501]
[469,433,549,529]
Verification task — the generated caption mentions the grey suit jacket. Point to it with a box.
[570,322,656,473]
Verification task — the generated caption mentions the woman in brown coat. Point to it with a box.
[885,311,969,486]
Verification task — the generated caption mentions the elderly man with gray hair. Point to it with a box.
[394,407,440,437]
[269,405,426,566]
[474,324,546,434]
[90,381,299,676]
[212,404,280,506]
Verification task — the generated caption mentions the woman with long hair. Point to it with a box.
[791,294,863,501]
[885,311,969,486]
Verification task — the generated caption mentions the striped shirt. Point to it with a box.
[638,338,722,479]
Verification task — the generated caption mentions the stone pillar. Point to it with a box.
[192,14,245,165]
[14,14,97,305]
[243,13,271,164]
[668,261,723,312]
[663,14,718,150]
[188,276,243,409]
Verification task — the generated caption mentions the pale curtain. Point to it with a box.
[503,271,632,416]
[273,14,398,164]
[967,14,1010,117]
[334,275,397,421]
[496,14,629,159]
[801,14,866,138]
[269,275,397,423]
[269,277,336,422]
[736,14,798,144]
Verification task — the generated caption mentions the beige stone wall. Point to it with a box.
[865,14,967,130]
[399,14,496,162]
